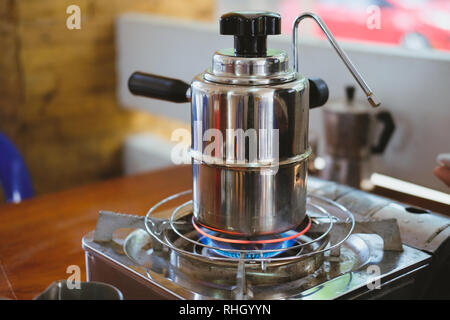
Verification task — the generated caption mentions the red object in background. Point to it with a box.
[282,0,450,51]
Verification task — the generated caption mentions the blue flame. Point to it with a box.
[200,235,296,259]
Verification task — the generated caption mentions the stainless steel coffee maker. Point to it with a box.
[320,86,395,189]
[128,12,380,236]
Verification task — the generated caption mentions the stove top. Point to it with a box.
[81,177,447,300]
[83,230,429,299]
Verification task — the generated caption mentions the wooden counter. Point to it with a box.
[0,165,191,300]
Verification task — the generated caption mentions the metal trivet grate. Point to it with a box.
[144,191,355,264]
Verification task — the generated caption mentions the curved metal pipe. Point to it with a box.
[292,12,381,107]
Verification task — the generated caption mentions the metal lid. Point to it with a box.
[204,49,296,85]
[324,100,372,115]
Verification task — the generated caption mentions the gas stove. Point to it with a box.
[82,177,449,300]
[94,10,450,300]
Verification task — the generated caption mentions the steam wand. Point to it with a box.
[293,12,381,107]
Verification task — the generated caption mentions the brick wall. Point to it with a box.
[0,0,211,195]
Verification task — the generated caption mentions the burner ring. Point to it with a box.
[166,198,335,257]
[192,215,312,245]
[168,200,331,256]
[144,190,355,262]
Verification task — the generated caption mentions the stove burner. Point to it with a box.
[144,191,355,266]
[199,235,297,259]
[140,190,358,290]
[192,216,312,245]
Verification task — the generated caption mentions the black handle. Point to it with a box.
[371,111,395,154]
[220,12,281,57]
[309,78,329,109]
[128,72,190,103]
[345,85,356,104]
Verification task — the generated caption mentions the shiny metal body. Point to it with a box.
[186,13,381,235]
[323,105,373,159]
[321,156,371,189]
[320,98,377,188]
[83,229,430,299]
[190,49,310,235]
[192,162,308,235]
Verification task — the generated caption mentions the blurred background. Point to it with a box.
[0,0,449,201]
[0,0,213,198]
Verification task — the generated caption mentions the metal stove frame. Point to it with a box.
[82,177,440,299]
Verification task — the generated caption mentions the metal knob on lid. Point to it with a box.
[206,12,290,85]
[220,12,281,57]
